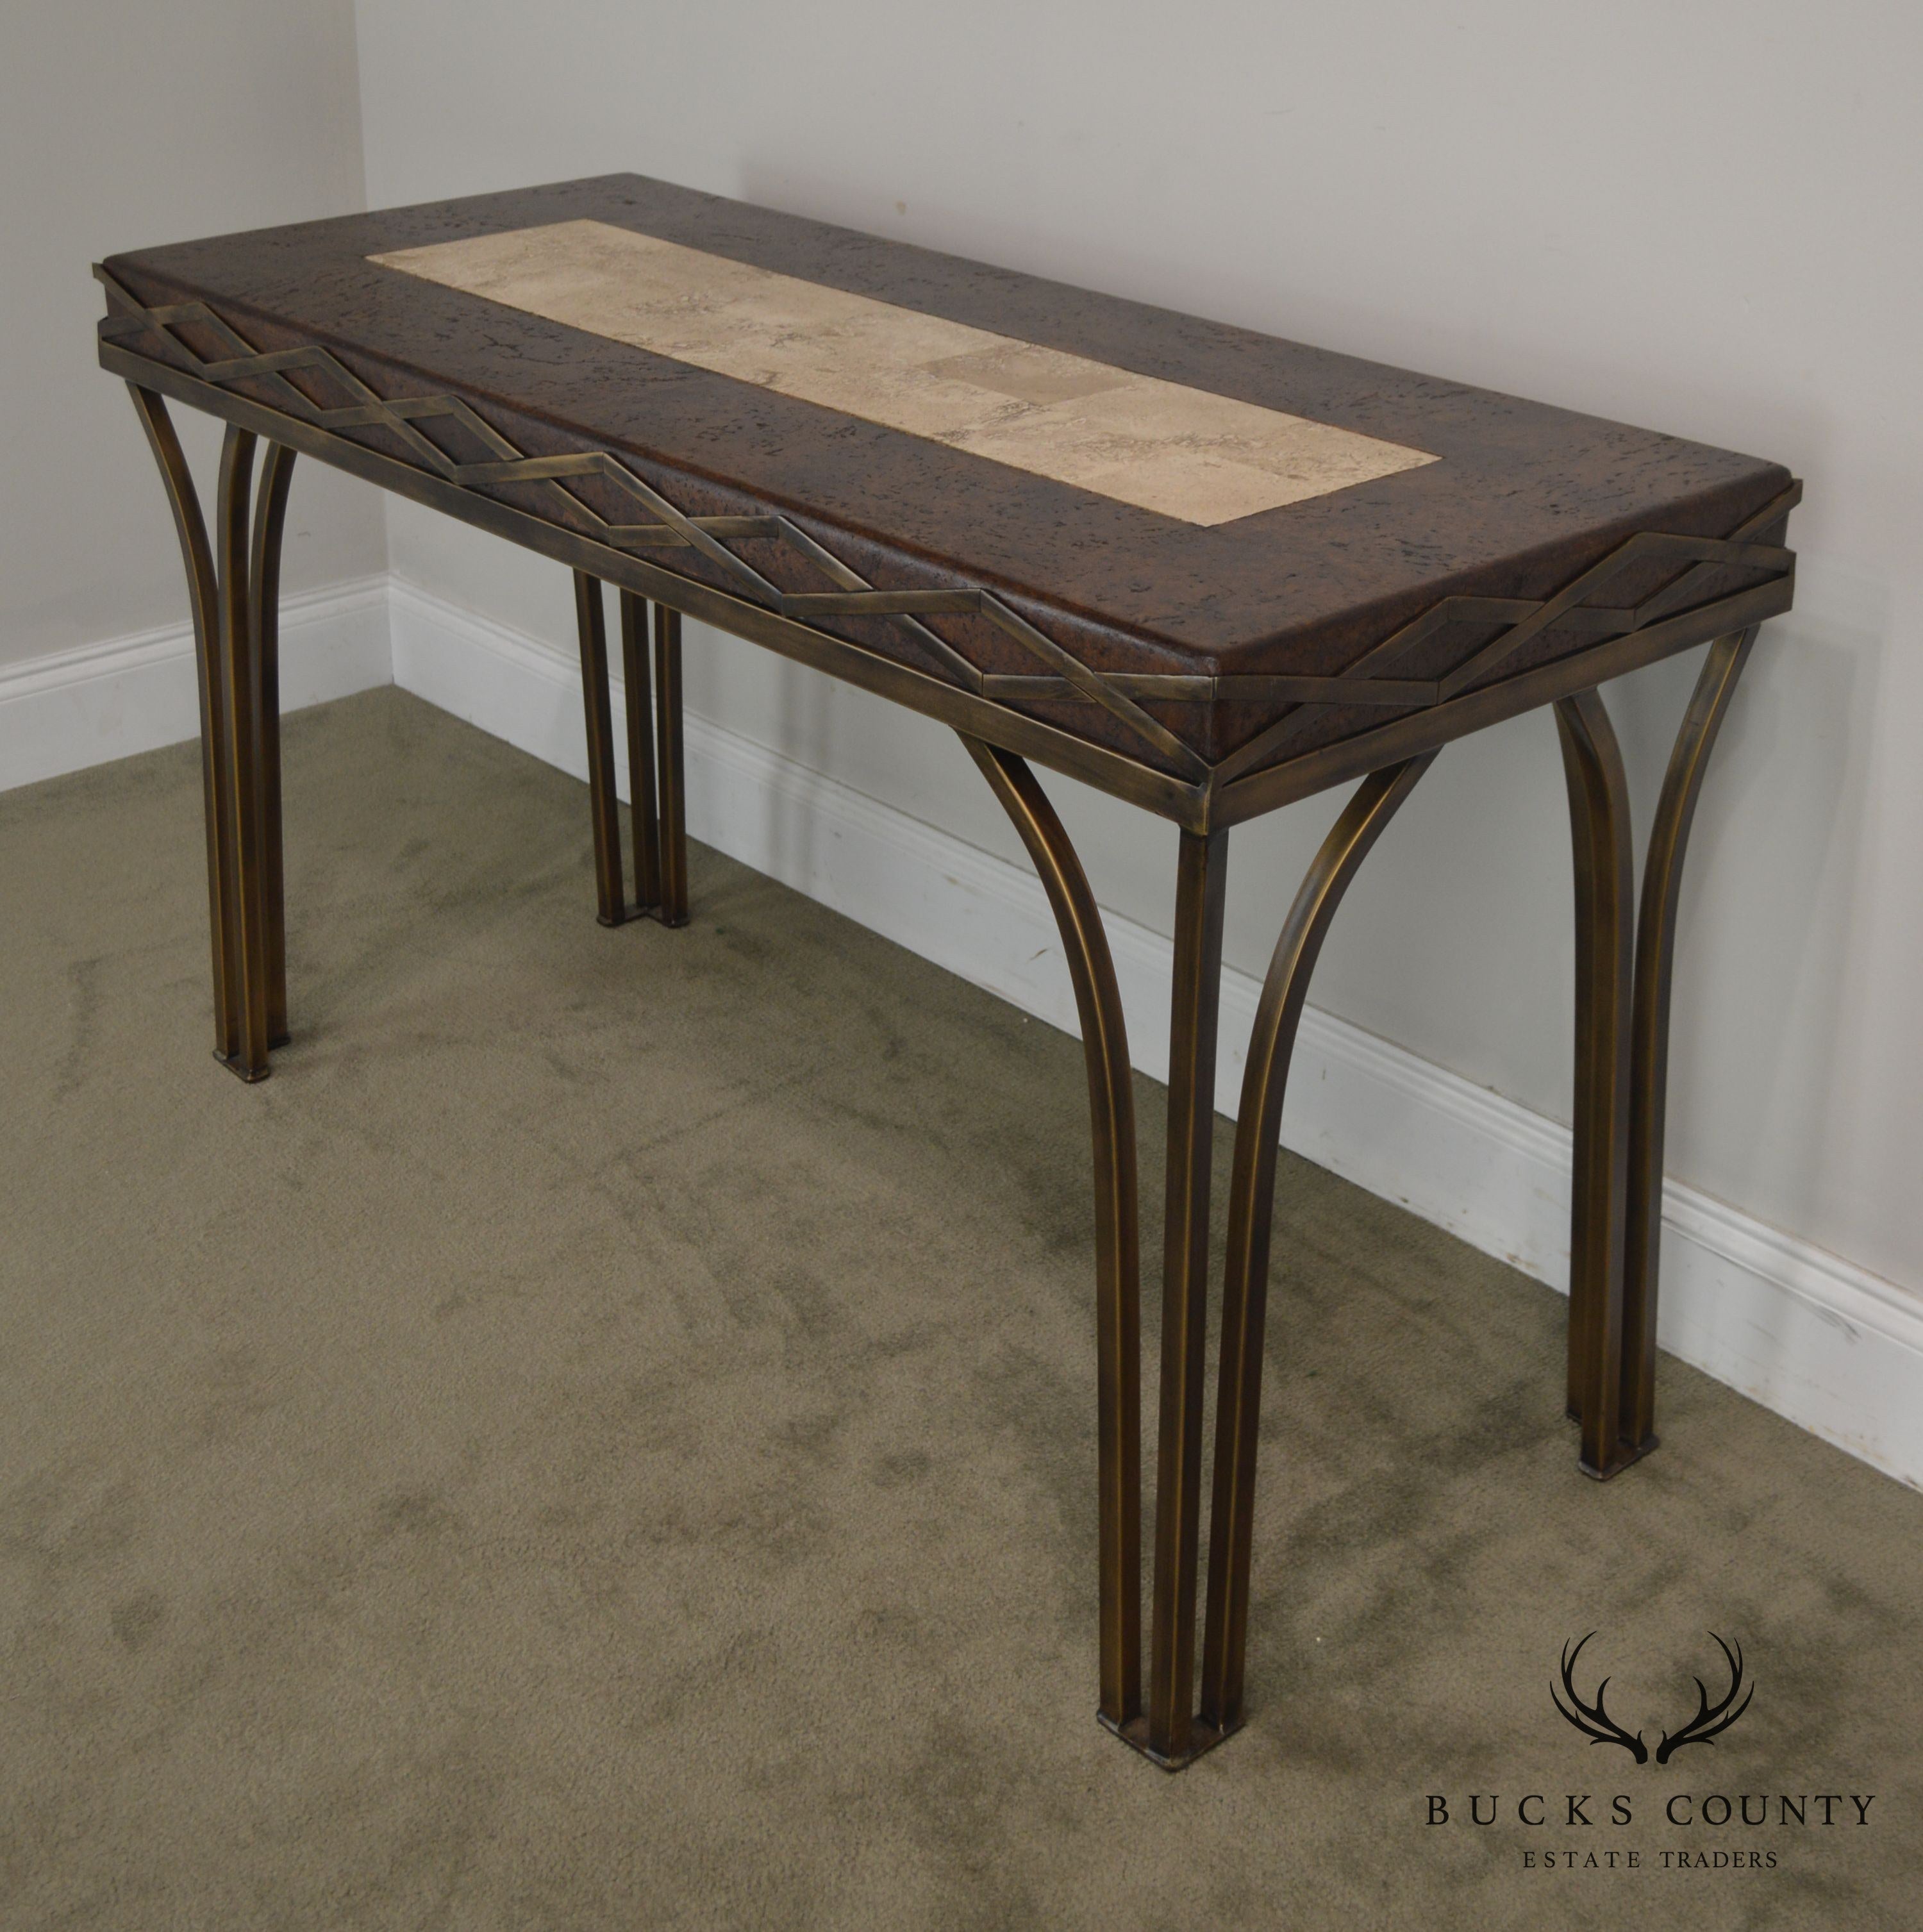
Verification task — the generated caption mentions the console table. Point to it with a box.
[96,175,1797,1769]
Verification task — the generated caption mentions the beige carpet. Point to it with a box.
[1,687,1917,1931]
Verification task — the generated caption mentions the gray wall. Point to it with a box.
[4,4,1914,1304]
[0,1,385,668]
[352,0,1923,1294]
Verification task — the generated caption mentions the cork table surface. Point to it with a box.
[99,174,1795,787]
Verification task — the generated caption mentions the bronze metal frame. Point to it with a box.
[1557,688,1636,1477]
[129,390,292,1081]
[654,605,689,928]
[955,665,1756,1767]
[571,575,690,928]
[572,570,627,926]
[1199,754,1435,1745]
[1622,629,1757,1453]
[106,273,1786,1768]
[619,590,664,915]
[1555,629,1760,1476]
[1142,826,1232,1767]
[252,442,297,1048]
[965,739,1142,1730]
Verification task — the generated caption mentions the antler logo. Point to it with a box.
[1553,1633,1649,1762]
[1653,1634,1754,1765]
[1552,1632,1753,1766]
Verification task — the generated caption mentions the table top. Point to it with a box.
[98,175,1795,803]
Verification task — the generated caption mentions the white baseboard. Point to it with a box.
[388,575,1923,1490]
[0,576,392,794]
[15,572,1923,1489]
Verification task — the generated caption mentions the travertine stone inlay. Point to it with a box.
[370,221,1437,526]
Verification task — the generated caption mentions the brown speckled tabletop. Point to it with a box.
[99,173,1794,789]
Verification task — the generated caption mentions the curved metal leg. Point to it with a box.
[654,604,689,928]
[572,572,628,925]
[576,578,687,927]
[129,387,291,1081]
[619,590,663,915]
[1621,628,1758,1454]
[128,388,235,1064]
[1145,826,1229,1767]
[250,443,297,1047]
[961,737,1142,1731]
[1555,689,1635,1476]
[214,425,274,1079]
[1198,754,1435,1737]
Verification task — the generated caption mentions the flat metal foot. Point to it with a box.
[1100,1709,1240,1772]
[213,1049,271,1084]
[1577,1431,1659,1481]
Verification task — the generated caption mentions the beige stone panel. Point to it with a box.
[1060,379,1428,492]
[923,342,1131,406]
[1082,451,1373,522]
[948,405,1308,522]
[371,218,1438,524]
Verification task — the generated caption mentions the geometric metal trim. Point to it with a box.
[1210,483,1799,787]
[94,267,1204,782]
[96,265,1797,789]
